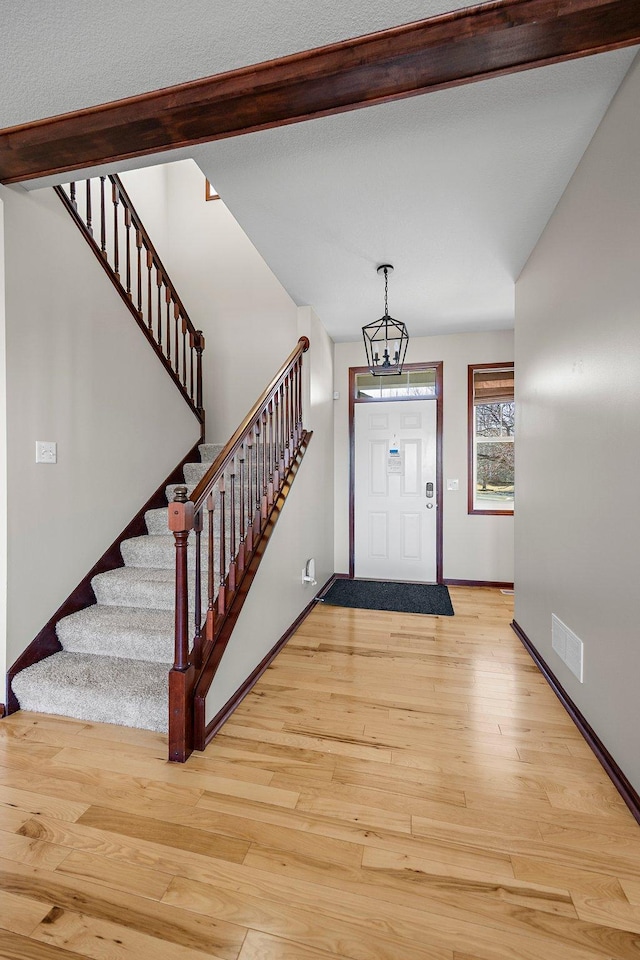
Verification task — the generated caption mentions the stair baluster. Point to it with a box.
[193,507,203,670]
[112,182,120,279]
[124,206,132,296]
[99,177,107,257]
[85,179,93,236]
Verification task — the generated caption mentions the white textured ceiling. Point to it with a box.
[194,49,637,340]
[2,3,637,340]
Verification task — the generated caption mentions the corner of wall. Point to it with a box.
[0,190,7,683]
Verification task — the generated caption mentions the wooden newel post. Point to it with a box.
[169,487,194,669]
[168,486,195,762]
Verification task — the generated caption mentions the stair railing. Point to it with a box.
[55,176,205,429]
[168,336,311,761]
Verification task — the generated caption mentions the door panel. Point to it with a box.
[369,441,389,497]
[401,512,422,560]
[355,398,437,582]
[368,512,389,559]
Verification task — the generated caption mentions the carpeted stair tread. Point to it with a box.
[199,443,225,462]
[11,652,168,732]
[121,534,185,569]
[92,566,179,609]
[145,507,170,536]
[183,461,212,484]
[121,533,234,570]
[57,604,174,663]
[92,565,209,609]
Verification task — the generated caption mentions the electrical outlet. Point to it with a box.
[36,441,57,464]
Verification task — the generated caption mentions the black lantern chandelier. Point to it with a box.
[362,264,409,376]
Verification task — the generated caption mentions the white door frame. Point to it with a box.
[349,362,443,582]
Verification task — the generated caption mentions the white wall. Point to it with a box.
[334,331,515,581]
[1,184,201,670]
[123,159,299,443]
[515,56,640,792]
[205,306,334,721]
[119,165,170,252]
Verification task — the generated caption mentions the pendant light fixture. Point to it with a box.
[362,264,409,376]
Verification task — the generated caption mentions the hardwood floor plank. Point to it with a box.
[621,878,640,905]
[75,806,250,862]
[0,858,247,959]
[49,747,297,805]
[237,928,355,960]
[361,847,578,918]
[1,829,70,871]
[573,894,640,935]
[0,784,89,823]
[0,890,55,936]
[55,848,173,901]
[0,805,29,833]
[0,927,88,960]
[31,907,231,960]
[163,874,451,960]
[511,855,628,900]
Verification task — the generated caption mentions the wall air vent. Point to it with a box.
[552,614,584,683]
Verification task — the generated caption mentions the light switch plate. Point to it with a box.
[447,479,459,491]
[36,441,57,464]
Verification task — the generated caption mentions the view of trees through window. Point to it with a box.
[475,400,514,503]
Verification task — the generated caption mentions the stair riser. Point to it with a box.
[58,622,174,663]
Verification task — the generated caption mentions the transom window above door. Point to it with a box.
[354,368,436,400]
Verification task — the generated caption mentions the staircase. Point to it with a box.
[8,173,312,761]
[12,443,223,733]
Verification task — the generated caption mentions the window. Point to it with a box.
[354,368,436,400]
[205,179,220,201]
[468,363,514,514]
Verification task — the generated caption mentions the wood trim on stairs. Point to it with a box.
[192,431,313,751]
[2,1,639,184]
[203,570,334,746]
[5,440,202,714]
[512,619,640,825]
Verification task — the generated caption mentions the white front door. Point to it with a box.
[354,399,438,582]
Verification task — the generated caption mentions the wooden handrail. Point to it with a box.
[168,336,310,762]
[191,336,309,510]
[55,175,205,427]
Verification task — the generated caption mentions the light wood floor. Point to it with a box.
[1,586,640,960]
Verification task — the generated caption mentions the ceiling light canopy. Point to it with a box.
[362,264,409,376]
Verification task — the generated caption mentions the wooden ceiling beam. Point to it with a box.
[1,0,639,184]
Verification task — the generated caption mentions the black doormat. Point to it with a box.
[321,578,454,616]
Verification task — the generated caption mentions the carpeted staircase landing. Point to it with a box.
[12,443,225,734]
